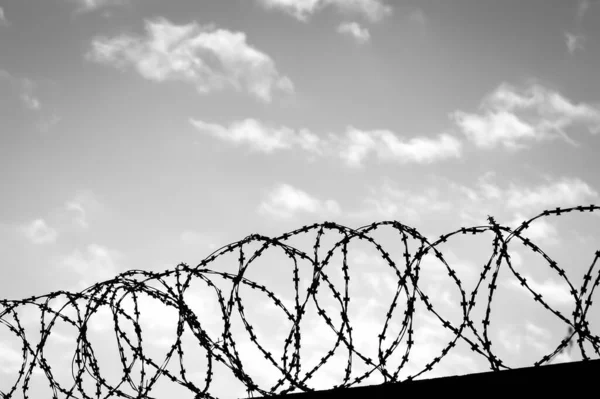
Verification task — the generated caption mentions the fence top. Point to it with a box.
[1,204,599,398]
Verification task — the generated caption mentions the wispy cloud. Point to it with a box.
[190,118,322,154]
[453,83,600,150]
[337,21,370,43]
[451,174,598,227]
[565,32,585,54]
[0,7,8,27]
[65,190,101,229]
[0,343,21,374]
[507,273,573,305]
[190,118,462,166]
[497,322,553,356]
[525,322,552,341]
[60,244,121,288]
[0,70,42,110]
[408,8,427,25]
[351,179,452,223]
[87,18,294,102]
[258,183,341,220]
[506,177,598,210]
[577,0,591,19]
[68,0,128,13]
[20,219,58,245]
[358,174,598,230]
[565,1,590,55]
[508,213,559,244]
[337,127,462,166]
[37,114,62,133]
[258,0,321,21]
[179,231,219,261]
[258,0,392,22]
[497,326,522,354]
[19,80,41,110]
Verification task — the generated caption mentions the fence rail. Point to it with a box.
[1,205,599,398]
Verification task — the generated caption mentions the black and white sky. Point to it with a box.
[1,1,600,398]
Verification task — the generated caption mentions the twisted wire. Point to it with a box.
[1,205,599,398]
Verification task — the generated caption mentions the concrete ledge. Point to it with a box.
[255,359,600,397]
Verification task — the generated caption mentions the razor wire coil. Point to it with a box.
[1,205,599,398]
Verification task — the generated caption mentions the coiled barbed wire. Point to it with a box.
[1,205,599,399]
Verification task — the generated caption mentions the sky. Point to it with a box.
[1,0,600,398]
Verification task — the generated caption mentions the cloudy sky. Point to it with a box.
[1,0,600,398]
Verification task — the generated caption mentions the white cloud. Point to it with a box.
[337,22,370,43]
[60,244,121,287]
[191,118,462,165]
[565,32,585,54]
[452,83,600,150]
[506,177,598,210]
[87,18,294,102]
[337,127,462,166]
[190,118,321,154]
[453,110,537,150]
[258,0,392,22]
[21,219,58,244]
[258,183,341,219]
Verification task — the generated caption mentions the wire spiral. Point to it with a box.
[1,205,599,398]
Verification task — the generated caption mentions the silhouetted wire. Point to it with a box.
[1,205,599,399]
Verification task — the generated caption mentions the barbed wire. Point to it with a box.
[1,205,599,398]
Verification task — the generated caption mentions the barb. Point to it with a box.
[1,205,599,398]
